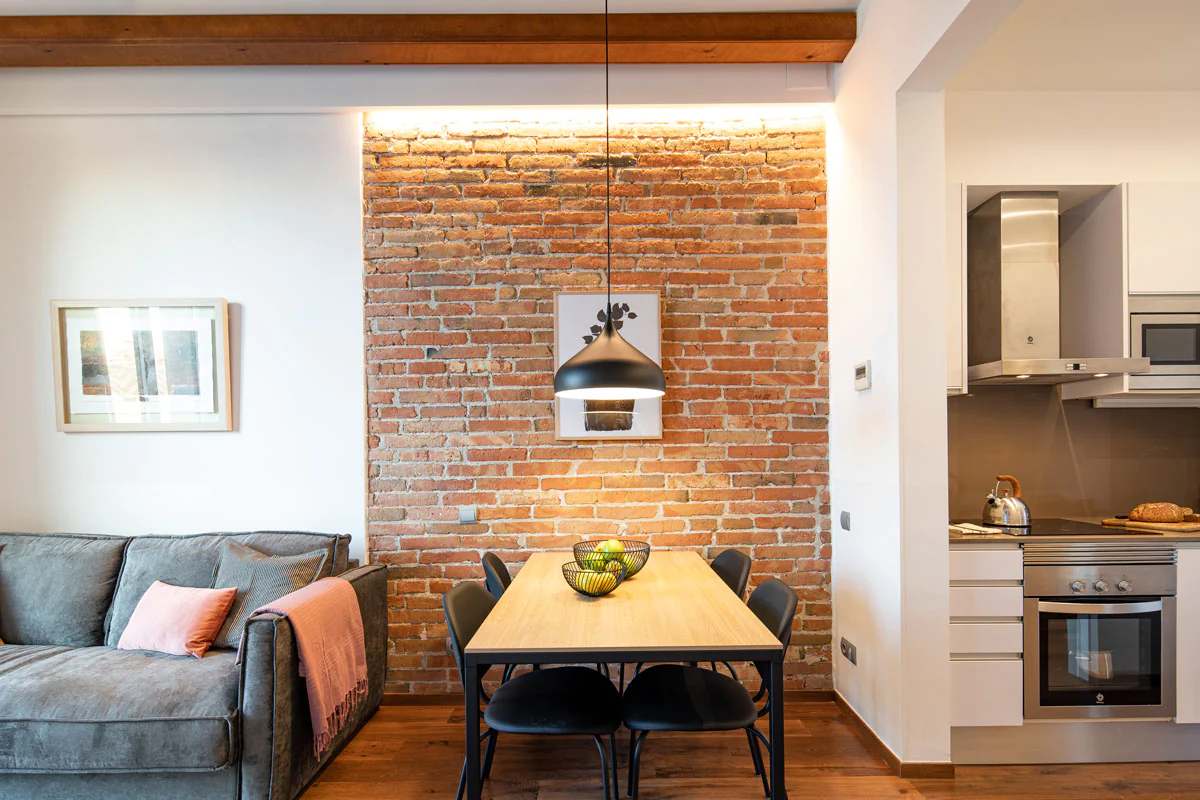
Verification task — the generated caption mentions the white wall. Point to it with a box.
[0,64,832,115]
[947,90,1200,184]
[827,0,1019,763]
[0,113,367,561]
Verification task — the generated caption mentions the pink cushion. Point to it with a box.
[117,581,237,658]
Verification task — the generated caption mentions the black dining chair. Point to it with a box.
[481,551,512,601]
[443,581,621,800]
[710,549,752,599]
[621,577,798,800]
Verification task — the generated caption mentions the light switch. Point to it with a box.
[458,506,478,525]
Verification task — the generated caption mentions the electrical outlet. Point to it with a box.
[839,510,851,531]
[840,637,857,665]
[458,505,478,525]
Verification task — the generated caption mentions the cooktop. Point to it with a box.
[950,517,1152,536]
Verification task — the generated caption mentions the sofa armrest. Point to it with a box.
[238,564,388,800]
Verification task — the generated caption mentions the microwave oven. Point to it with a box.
[1129,296,1200,391]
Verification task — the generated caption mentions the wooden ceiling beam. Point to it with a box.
[0,13,856,67]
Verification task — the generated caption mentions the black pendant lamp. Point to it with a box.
[552,0,666,403]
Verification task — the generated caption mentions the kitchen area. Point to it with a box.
[944,189,1200,761]
[939,0,1200,766]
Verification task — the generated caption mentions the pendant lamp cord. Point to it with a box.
[603,0,612,322]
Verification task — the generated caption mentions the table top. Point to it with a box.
[465,550,782,661]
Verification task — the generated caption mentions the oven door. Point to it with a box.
[1024,597,1176,720]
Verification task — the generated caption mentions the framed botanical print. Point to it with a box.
[50,299,232,432]
[554,290,662,441]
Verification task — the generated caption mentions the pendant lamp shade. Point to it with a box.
[554,316,666,401]
[552,0,666,404]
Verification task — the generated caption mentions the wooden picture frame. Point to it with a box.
[50,299,233,432]
[553,290,663,441]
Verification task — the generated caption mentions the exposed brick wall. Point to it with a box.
[362,111,830,694]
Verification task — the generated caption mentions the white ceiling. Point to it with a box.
[0,0,859,13]
[950,0,1200,91]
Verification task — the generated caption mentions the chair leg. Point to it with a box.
[627,730,637,797]
[481,730,498,781]
[592,735,612,800]
[630,731,649,800]
[456,757,467,800]
[748,726,772,798]
[619,662,626,693]
[745,727,762,776]
[609,732,619,799]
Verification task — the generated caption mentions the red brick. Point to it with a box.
[363,113,829,695]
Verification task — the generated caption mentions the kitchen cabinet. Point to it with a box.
[950,549,1023,582]
[950,543,1024,727]
[950,660,1024,727]
[1176,547,1200,724]
[950,586,1023,618]
[947,183,968,394]
[1127,183,1200,295]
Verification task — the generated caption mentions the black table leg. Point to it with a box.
[465,662,482,800]
[768,652,787,799]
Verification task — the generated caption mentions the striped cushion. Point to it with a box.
[210,540,328,649]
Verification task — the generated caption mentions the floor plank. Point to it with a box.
[304,701,1200,799]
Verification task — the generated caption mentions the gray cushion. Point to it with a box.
[105,531,345,647]
[211,540,328,649]
[0,645,239,773]
[0,534,128,647]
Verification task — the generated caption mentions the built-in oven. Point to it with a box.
[1024,543,1177,720]
[1129,295,1200,390]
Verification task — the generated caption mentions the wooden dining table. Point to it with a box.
[463,550,787,799]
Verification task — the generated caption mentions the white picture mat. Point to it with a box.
[554,291,662,440]
[64,306,217,418]
[50,299,232,432]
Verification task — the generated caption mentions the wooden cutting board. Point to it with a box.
[1102,518,1200,533]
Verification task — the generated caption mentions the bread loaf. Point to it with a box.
[1129,502,1187,523]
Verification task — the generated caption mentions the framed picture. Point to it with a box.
[554,290,662,441]
[50,299,232,432]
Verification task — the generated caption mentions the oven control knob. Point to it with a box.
[1094,580,1109,593]
[1069,580,1086,593]
[1117,580,1132,593]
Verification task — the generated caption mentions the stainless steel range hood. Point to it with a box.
[966,192,1150,385]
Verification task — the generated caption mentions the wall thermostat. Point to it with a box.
[854,360,872,391]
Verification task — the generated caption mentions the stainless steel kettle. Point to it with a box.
[983,474,1031,529]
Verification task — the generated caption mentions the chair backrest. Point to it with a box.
[710,549,752,599]
[442,581,496,687]
[746,577,798,650]
[481,552,512,601]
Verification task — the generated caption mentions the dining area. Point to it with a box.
[444,541,796,800]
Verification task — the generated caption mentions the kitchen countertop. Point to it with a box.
[949,520,1200,545]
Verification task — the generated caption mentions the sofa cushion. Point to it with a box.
[0,645,239,773]
[0,533,129,646]
[105,531,346,646]
[210,540,328,649]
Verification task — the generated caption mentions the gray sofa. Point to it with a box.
[0,531,387,800]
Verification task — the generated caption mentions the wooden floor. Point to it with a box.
[306,701,1200,799]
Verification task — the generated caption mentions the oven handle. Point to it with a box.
[1038,600,1163,615]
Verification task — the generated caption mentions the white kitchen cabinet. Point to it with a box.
[950,549,1022,583]
[951,660,1024,727]
[1127,183,1200,294]
[950,586,1024,619]
[947,183,968,394]
[950,622,1023,655]
[1176,547,1200,723]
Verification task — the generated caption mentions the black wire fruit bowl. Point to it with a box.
[562,560,626,597]
[572,539,651,578]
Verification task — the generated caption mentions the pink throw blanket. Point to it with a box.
[252,577,368,757]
